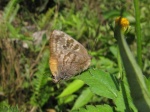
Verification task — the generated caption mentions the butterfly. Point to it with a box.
[49,30,91,83]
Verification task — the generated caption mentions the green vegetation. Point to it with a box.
[0,0,150,112]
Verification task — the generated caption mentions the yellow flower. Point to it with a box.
[115,17,129,32]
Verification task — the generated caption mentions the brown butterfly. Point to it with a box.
[49,30,91,83]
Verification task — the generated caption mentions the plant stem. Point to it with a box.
[114,24,150,112]
[133,0,142,68]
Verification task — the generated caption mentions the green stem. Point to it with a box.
[114,24,150,111]
[133,0,142,68]
[117,47,123,79]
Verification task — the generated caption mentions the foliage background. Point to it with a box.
[0,0,150,112]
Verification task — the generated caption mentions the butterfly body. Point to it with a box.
[49,30,91,83]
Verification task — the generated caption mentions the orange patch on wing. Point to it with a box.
[49,56,58,77]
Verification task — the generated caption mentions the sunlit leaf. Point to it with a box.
[72,105,113,112]
[72,88,94,110]
[58,80,84,98]
[77,69,119,99]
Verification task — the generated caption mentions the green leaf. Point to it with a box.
[72,105,113,112]
[103,10,129,19]
[145,77,150,93]
[58,80,84,98]
[114,76,138,112]
[91,57,118,74]
[4,0,20,22]
[72,88,94,110]
[109,46,118,58]
[30,49,51,107]
[77,69,118,99]
[59,95,76,104]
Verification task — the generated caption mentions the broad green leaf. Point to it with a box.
[72,88,94,110]
[77,69,118,99]
[72,105,113,112]
[86,105,101,112]
[58,80,84,98]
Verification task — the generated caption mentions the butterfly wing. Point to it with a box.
[49,30,91,82]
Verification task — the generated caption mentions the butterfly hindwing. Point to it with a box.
[49,30,91,82]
